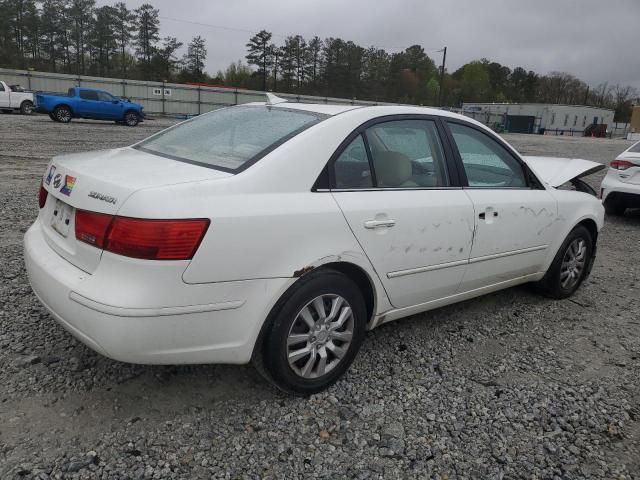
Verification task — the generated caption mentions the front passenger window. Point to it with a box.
[449,123,527,188]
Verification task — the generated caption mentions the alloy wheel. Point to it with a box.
[560,238,586,289]
[286,294,354,379]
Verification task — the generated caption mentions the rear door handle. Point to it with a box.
[364,219,396,229]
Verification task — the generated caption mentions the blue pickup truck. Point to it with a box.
[35,87,145,126]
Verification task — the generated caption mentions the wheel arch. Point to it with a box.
[577,217,598,245]
[250,260,381,364]
[20,99,33,107]
[54,103,74,115]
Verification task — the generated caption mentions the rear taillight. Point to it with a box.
[75,210,210,260]
[75,210,113,248]
[38,181,48,209]
[611,160,633,170]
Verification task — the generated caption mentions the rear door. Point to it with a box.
[77,89,99,116]
[330,116,475,309]
[444,120,559,292]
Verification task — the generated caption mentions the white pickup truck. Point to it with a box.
[0,80,34,114]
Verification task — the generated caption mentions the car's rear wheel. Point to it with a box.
[124,111,139,127]
[255,269,367,395]
[535,225,593,299]
[48,113,58,122]
[20,100,34,115]
[53,106,72,123]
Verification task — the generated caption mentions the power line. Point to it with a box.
[159,15,444,53]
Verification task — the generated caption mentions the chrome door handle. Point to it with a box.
[364,219,396,229]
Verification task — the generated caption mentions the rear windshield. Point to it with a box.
[630,142,640,153]
[135,106,326,172]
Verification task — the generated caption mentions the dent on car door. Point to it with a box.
[330,118,475,309]
[446,121,559,291]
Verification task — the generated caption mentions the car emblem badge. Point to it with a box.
[45,165,56,185]
[60,175,76,196]
[52,173,62,189]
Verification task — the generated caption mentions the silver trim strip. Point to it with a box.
[69,292,245,317]
[387,259,468,278]
[468,245,548,264]
[387,245,548,279]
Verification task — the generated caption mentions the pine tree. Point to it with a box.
[183,36,207,80]
[245,30,273,91]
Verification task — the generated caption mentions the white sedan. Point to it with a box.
[600,140,640,215]
[25,97,605,394]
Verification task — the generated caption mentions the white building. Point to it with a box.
[461,103,615,135]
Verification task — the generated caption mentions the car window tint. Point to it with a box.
[136,106,324,172]
[97,92,114,102]
[449,123,526,188]
[0,83,4,92]
[333,135,373,189]
[365,120,449,188]
[79,90,99,101]
[629,142,640,153]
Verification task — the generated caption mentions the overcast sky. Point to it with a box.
[100,0,640,91]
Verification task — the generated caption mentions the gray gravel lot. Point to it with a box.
[1,113,639,479]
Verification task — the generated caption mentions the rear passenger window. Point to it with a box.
[333,135,373,189]
[449,122,527,188]
[365,120,449,188]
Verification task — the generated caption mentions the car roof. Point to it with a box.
[269,102,474,123]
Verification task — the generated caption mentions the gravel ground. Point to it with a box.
[1,113,639,479]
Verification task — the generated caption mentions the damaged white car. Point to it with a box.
[25,99,605,394]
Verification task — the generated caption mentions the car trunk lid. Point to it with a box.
[40,147,230,273]
[523,156,606,187]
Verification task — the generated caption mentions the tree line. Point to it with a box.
[0,0,208,82]
[237,30,637,122]
[1,3,637,122]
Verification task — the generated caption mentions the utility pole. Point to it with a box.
[438,46,447,107]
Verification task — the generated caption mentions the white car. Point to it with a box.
[600,141,640,215]
[25,98,605,394]
[0,80,34,114]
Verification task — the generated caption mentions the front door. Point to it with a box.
[0,83,9,108]
[445,121,559,292]
[330,118,475,309]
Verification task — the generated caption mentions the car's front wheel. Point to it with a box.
[535,225,593,299]
[124,111,139,126]
[255,269,367,395]
[53,106,72,123]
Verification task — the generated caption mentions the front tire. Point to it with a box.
[20,100,34,115]
[256,269,367,395]
[124,111,139,126]
[535,225,593,299]
[53,106,72,123]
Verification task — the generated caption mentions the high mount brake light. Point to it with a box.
[75,210,210,260]
[610,160,634,170]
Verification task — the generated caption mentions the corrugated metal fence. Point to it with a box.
[0,67,397,116]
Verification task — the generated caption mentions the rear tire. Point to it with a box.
[20,100,34,115]
[53,106,72,123]
[534,225,593,299]
[49,112,58,122]
[255,269,367,395]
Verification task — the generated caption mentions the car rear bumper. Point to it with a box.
[24,219,293,365]
[601,171,640,205]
